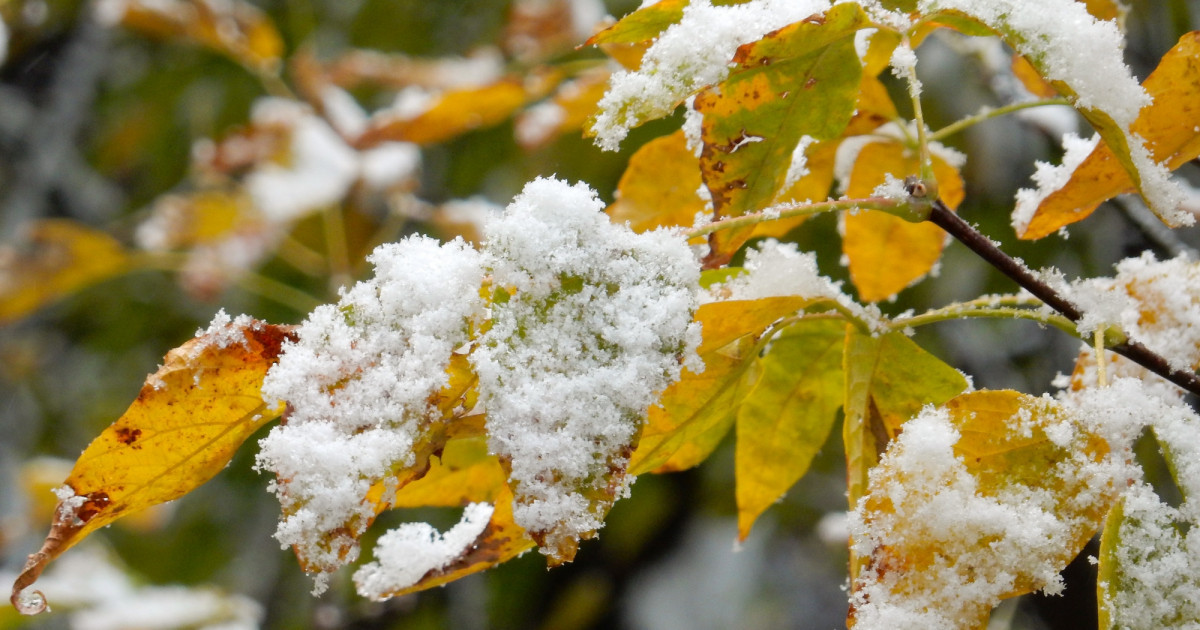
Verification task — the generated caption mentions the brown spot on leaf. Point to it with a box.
[116,427,142,445]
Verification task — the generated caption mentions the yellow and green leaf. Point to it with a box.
[10,319,296,614]
[695,3,868,265]
[735,319,844,540]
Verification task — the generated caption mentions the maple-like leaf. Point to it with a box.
[10,317,295,615]
[1019,32,1200,239]
[695,3,867,265]
[0,220,132,325]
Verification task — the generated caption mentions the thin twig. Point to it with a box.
[927,199,1200,397]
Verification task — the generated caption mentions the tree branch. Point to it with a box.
[927,199,1200,398]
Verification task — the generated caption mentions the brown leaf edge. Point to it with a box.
[10,321,297,615]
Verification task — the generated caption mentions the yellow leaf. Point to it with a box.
[607,130,705,234]
[360,77,554,147]
[850,390,1116,628]
[584,0,688,47]
[631,295,821,474]
[10,319,296,614]
[1011,53,1057,99]
[735,320,844,540]
[0,220,132,325]
[842,141,964,302]
[696,4,868,265]
[694,296,817,355]
[1021,32,1200,239]
[140,190,261,250]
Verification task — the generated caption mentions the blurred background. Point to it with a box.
[0,1,1197,628]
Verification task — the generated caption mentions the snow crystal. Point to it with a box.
[472,177,700,558]
[257,236,485,590]
[591,0,832,151]
[353,502,494,599]
[870,173,908,201]
[192,308,259,352]
[782,136,818,193]
[1012,132,1098,235]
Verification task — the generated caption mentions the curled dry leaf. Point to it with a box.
[10,318,296,614]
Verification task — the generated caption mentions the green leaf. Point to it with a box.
[695,3,867,264]
[735,319,844,540]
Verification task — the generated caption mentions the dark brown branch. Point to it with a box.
[927,200,1200,398]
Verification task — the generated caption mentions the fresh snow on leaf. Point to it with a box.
[257,236,485,592]
[472,176,701,562]
[1012,132,1099,235]
[1067,253,1200,373]
[849,392,1128,629]
[590,0,833,151]
[353,502,494,599]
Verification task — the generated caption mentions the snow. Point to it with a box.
[591,0,833,151]
[354,502,494,599]
[257,236,485,591]
[1011,132,1098,235]
[1067,253,1200,373]
[472,177,700,558]
[782,136,817,193]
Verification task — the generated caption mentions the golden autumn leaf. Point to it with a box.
[630,340,756,475]
[10,318,296,615]
[0,220,132,325]
[849,390,1117,628]
[112,0,284,72]
[366,485,535,599]
[1011,53,1057,99]
[842,140,964,302]
[753,139,838,240]
[1020,32,1200,239]
[607,130,705,234]
[735,319,844,541]
[584,0,688,47]
[359,76,556,147]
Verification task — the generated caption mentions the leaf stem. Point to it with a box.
[888,304,1077,336]
[927,199,1200,397]
[322,205,353,295]
[684,197,899,240]
[929,98,1071,142]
